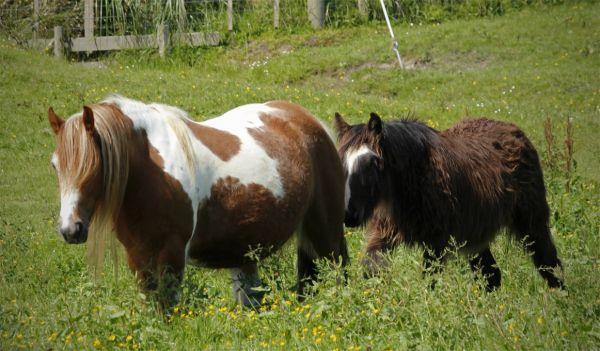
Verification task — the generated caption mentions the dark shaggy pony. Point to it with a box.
[334,112,563,291]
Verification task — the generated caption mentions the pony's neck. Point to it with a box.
[381,121,440,213]
[123,118,219,206]
[111,98,220,221]
[381,121,437,169]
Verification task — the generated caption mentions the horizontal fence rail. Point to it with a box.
[29,28,220,53]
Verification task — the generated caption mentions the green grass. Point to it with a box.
[1,2,599,350]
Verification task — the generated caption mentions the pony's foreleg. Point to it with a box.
[154,246,186,311]
[127,246,185,312]
[230,263,264,307]
[362,233,394,278]
[362,217,399,278]
[469,247,501,292]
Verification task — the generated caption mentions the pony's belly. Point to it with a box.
[186,232,291,268]
[186,177,309,268]
[186,211,299,268]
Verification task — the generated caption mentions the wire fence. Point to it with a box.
[0,0,558,45]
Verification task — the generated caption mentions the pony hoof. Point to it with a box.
[236,289,266,308]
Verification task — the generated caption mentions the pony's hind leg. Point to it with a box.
[512,204,564,289]
[230,263,264,307]
[469,247,501,292]
[296,237,319,300]
[296,222,349,300]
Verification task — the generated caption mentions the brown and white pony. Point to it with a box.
[334,112,563,291]
[47,95,348,308]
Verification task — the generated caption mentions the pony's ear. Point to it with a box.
[48,107,64,135]
[82,106,95,135]
[334,112,350,136]
[368,112,383,135]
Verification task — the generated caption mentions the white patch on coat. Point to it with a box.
[343,145,374,209]
[59,189,80,232]
[105,96,285,260]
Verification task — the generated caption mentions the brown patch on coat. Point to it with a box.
[148,144,164,168]
[187,176,307,268]
[185,121,241,161]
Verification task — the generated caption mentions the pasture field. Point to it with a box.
[1,2,599,350]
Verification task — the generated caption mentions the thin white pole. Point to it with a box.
[379,0,404,69]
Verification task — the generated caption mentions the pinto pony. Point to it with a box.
[47,96,348,307]
[334,112,563,291]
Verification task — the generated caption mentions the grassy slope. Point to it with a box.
[1,3,599,350]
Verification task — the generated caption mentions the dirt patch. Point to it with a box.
[440,51,491,71]
[403,56,433,70]
[79,61,108,69]
[321,56,432,81]
[240,41,294,67]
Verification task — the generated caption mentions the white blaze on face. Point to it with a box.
[343,145,375,210]
[59,189,80,233]
[52,153,81,232]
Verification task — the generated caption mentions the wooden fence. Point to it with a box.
[29,0,369,58]
[29,0,222,58]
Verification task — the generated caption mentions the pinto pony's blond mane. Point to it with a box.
[59,103,131,275]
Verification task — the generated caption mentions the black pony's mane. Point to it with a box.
[380,119,440,170]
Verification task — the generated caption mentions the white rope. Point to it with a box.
[379,0,404,69]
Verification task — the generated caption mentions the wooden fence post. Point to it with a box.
[157,24,169,58]
[358,0,368,18]
[274,0,280,29]
[53,26,64,58]
[33,0,40,40]
[227,0,233,31]
[84,0,94,38]
[307,0,324,29]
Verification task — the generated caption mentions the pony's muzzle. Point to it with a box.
[344,211,361,228]
[60,221,88,244]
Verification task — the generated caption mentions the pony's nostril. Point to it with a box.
[75,221,83,234]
